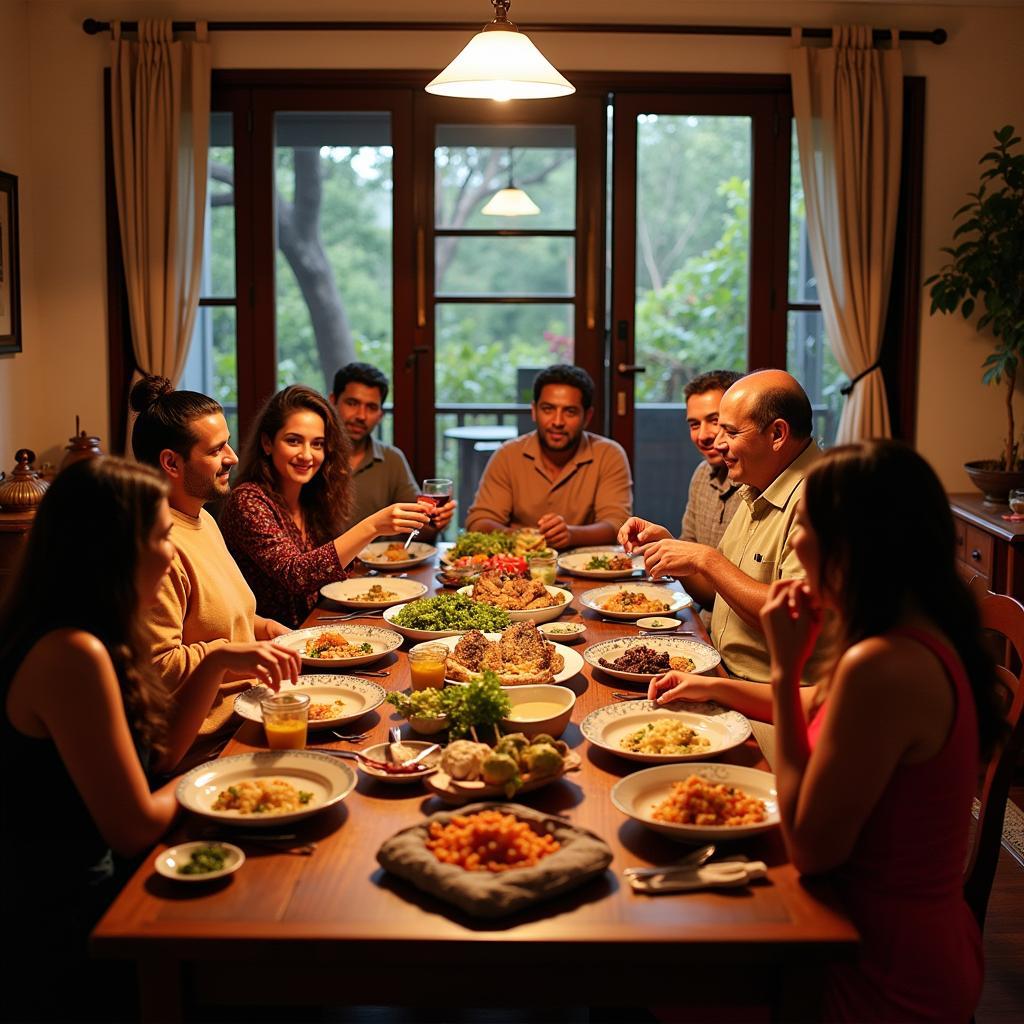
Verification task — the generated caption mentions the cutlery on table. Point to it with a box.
[329,731,370,743]
[315,610,386,622]
[611,692,649,701]
[364,570,409,578]
[623,844,716,879]
[315,743,440,774]
[351,669,389,678]
[201,830,317,856]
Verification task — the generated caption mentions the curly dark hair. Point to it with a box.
[130,374,223,467]
[803,440,1002,756]
[0,457,170,754]
[234,385,352,543]
[532,364,595,410]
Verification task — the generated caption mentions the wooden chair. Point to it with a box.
[963,589,1024,930]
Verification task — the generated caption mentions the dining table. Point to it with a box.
[91,546,858,1022]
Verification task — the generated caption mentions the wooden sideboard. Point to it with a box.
[0,509,34,598]
[950,493,1024,601]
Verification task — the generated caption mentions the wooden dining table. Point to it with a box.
[92,549,857,1022]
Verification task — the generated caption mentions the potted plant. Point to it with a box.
[925,124,1024,507]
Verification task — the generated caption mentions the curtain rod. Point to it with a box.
[81,19,947,44]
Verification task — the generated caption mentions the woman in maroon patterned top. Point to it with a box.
[221,386,431,626]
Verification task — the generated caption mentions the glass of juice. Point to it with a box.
[528,550,557,586]
[408,644,448,690]
[261,693,310,750]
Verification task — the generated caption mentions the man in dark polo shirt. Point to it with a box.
[330,362,454,538]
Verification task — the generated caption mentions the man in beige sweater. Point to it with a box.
[131,376,297,734]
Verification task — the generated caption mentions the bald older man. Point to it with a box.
[619,369,825,683]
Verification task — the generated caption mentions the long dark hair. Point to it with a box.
[234,385,352,543]
[803,440,1002,755]
[0,457,170,753]
[130,374,222,466]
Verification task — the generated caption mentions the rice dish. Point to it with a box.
[211,779,314,814]
[619,719,711,755]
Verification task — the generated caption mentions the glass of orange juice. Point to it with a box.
[408,644,448,690]
[261,692,310,750]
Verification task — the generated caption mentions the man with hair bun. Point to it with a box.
[620,369,826,683]
[130,374,295,735]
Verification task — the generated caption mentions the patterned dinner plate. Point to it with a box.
[579,583,692,621]
[273,623,403,669]
[583,635,720,682]
[235,675,387,730]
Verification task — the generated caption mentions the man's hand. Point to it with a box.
[642,539,710,580]
[432,499,457,531]
[617,516,671,553]
[537,513,572,549]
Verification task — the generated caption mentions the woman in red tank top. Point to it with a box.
[757,440,1003,1022]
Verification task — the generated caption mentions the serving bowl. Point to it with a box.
[154,841,245,883]
[456,584,573,624]
[636,616,682,632]
[498,684,576,739]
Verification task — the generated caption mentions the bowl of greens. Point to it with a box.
[383,592,511,641]
[386,672,511,739]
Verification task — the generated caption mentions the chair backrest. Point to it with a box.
[963,589,1024,930]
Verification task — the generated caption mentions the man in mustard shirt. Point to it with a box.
[619,369,825,683]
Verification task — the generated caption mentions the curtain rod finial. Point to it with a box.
[82,18,107,35]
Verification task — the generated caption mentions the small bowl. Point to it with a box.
[357,740,442,784]
[499,684,576,740]
[408,714,450,736]
[538,621,587,643]
[154,841,244,883]
[637,616,681,632]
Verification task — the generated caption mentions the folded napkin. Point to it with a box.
[377,801,612,918]
[626,858,768,895]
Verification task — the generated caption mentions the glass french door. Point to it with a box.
[610,93,791,526]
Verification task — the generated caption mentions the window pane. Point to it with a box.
[436,236,574,297]
[631,113,751,527]
[205,112,235,298]
[789,122,818,304]
[274,112,393,395]
[184,306,238,441]
[787,310,844,447]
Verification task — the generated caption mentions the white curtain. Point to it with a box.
[790,26,903,442]
[110,20,211,419]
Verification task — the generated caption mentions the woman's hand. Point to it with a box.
[372,502,431,537]
[210,641,301,690]
[617,516,671,553]
[647,670,713,704]
[255,615,290,640]
[760,579,822,687]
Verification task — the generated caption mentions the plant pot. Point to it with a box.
[963,461,1024,509]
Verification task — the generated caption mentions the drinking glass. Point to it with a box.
[1010,489,1024,515]
[261,692,309,750]
[408,644,449,690]
[405,477,454,547]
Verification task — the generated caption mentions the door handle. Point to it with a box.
[404,346,430,370]
[617,363,647,375]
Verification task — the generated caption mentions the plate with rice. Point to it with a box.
[611,762,780,842]
[320,577,428,609]
[579,583,692,621]
[176,751,356,827]
[358,541,438,570]
[273,624,403,669]
[234,675,387,730]
[581,700,751,763]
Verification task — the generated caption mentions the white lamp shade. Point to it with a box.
[481,186,541,216]
[426,29,575,101]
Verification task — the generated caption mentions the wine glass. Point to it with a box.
[404,478,454,548]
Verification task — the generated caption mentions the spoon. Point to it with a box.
[623,844,716,879]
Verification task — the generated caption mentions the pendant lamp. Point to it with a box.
[482,149,541,216]
[426,1,575,102]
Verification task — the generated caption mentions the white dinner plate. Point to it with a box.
[583,635,721,682]
[154,841,245,883]
[382,599,511,642]
[410,632,585,686]
[357,541,437,570]
[273,623,403,669]
[235,675,387,731]
[320,577,428,608]
[579,583,692,621]
[611,762,780,842]
[557,546,644,579]
[456,583,573,624]
[176,751,356,828]
[581,700,751,763]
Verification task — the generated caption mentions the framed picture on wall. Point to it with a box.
[0,171,22,355]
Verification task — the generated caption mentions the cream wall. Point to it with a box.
[1,1,1022,487]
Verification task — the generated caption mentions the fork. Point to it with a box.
[315,610,386,622]
[330,731,370,742]
[351,669,389,678]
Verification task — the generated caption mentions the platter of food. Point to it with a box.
[579,583,692,621]
[319,577,428,608]
[412,624,584,686]
[458,573,573,624]
[610,762,779,842]
[154,841,245,883]
[234,675,387,730]
[557,546,643,579]
[424,735,581,805]
[358,540,437,570]
[176,751,356,827]
[382,593,511,642]
[581,700,751,763]
[442,529,549,565]
[273,624,403,669]
[583,635,720,682]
